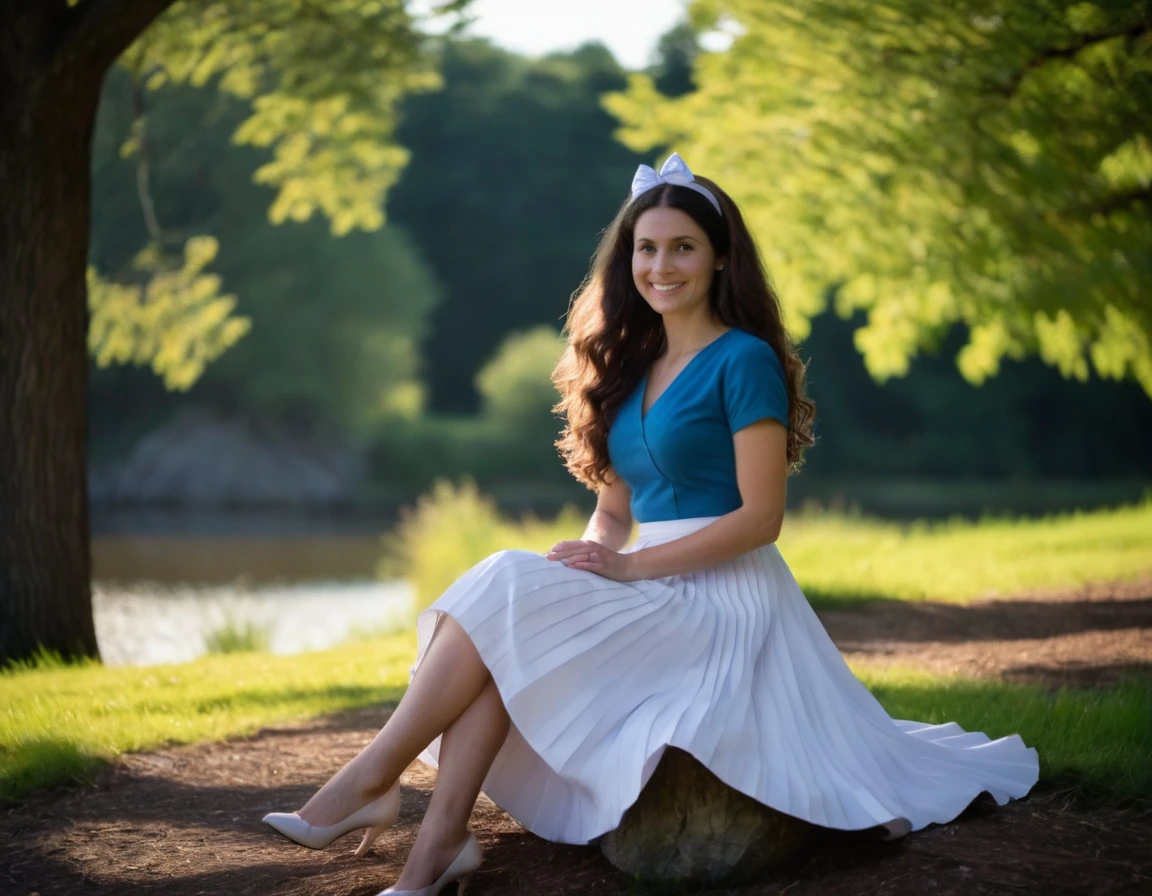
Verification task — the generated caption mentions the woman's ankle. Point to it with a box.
[420,820,470,854]
[300,785,369,824]
[367,777,400,799]
[394,826,471,889]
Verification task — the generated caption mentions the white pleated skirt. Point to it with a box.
[413,516,1039,845]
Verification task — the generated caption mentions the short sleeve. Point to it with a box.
[723,340,789,434]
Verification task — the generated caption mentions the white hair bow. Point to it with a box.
[630,152,723,216]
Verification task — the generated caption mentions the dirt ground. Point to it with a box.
[2,579,1150,896]
[823,576,1152,689]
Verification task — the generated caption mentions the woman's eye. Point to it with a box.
[679,244,694,251]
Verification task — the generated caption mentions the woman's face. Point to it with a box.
[631,206,722,319]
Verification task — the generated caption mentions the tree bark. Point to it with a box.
[0,10,106,663]
[0,1,176,665]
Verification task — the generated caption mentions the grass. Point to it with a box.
[779,499,1152,604]
[3,491,1150,806]
[0,633,414,803]
[382,478,586,612]
[2,635,1149,806]
[786,477,1151,521]
[390,482,1152,611]
[857,667,1152,799]
[203,612,272,654]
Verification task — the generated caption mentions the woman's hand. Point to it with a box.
[546,540,637,582]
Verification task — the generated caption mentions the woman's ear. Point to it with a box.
[716,258,726,271]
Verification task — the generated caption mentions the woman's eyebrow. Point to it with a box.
[635,235,700,243]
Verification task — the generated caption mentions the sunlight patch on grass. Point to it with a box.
[0,632,414,802]
[780,500,1152,603]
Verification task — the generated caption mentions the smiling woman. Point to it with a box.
[632,208,724,323]
[258,154,1038,893]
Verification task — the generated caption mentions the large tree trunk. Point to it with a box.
[0,1,175,664]
[0,15,105,664]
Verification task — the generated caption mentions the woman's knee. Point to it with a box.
[427,614,487,675]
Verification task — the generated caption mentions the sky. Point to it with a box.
[458,0,689,70]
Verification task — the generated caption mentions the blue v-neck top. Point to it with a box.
[606,328,788,523]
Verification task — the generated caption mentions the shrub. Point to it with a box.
[474,326,565,427]
[203,613,272,655]
[381,478,586,613]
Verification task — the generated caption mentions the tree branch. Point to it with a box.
[128,72,164,245]
[1000,21,1150,96]
[57,0,178,75]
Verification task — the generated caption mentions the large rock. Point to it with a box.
[600,748,819,884]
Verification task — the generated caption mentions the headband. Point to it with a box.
[630,152,723,216]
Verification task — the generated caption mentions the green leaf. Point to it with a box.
[606,0,1152,395]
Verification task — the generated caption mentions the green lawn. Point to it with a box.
[856,667,1152,799]
[396,484,1152,612]
[0,637,413,803]
[4,498,1150,804]
[2,635,1149,805]
[780,500,1152,604]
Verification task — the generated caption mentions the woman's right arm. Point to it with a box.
[580,470,633,552]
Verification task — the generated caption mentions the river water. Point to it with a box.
[91,527,413,667]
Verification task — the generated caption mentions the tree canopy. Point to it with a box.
[0,0,471,664]
[87,0,465,391]
[385,39,646,412]
[85,25,1152,494]
[90,72,441,434]
[606,0,1152,395]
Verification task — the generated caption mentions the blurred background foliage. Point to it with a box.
[87,1,1152,523]
[607,0,1152,390]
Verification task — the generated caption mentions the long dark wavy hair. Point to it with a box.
[551,172,817,491]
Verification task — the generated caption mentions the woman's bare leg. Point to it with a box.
[298,615,490,825]
[390,677,510,891]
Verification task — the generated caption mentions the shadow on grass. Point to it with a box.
[0,736,105,803]
[805,589,1151,644]
[1001,660,1152,690]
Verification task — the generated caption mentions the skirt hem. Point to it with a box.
[413,605,1036,845]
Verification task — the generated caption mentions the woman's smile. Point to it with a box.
[632,206,721,315]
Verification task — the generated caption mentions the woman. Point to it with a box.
[262,154,1039,896]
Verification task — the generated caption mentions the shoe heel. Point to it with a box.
[355,824,387,857]
[457,870,475,895]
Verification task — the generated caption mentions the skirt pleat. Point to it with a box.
[414,516,1039,844]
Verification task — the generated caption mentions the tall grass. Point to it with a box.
[381,478,585,612]
[385,483,1152,609]
[203,612,272,654]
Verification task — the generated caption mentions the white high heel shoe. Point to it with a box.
[376,832,483,896]
[262,782,401,856]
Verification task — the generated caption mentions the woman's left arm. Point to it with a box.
[548,419,788,581]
